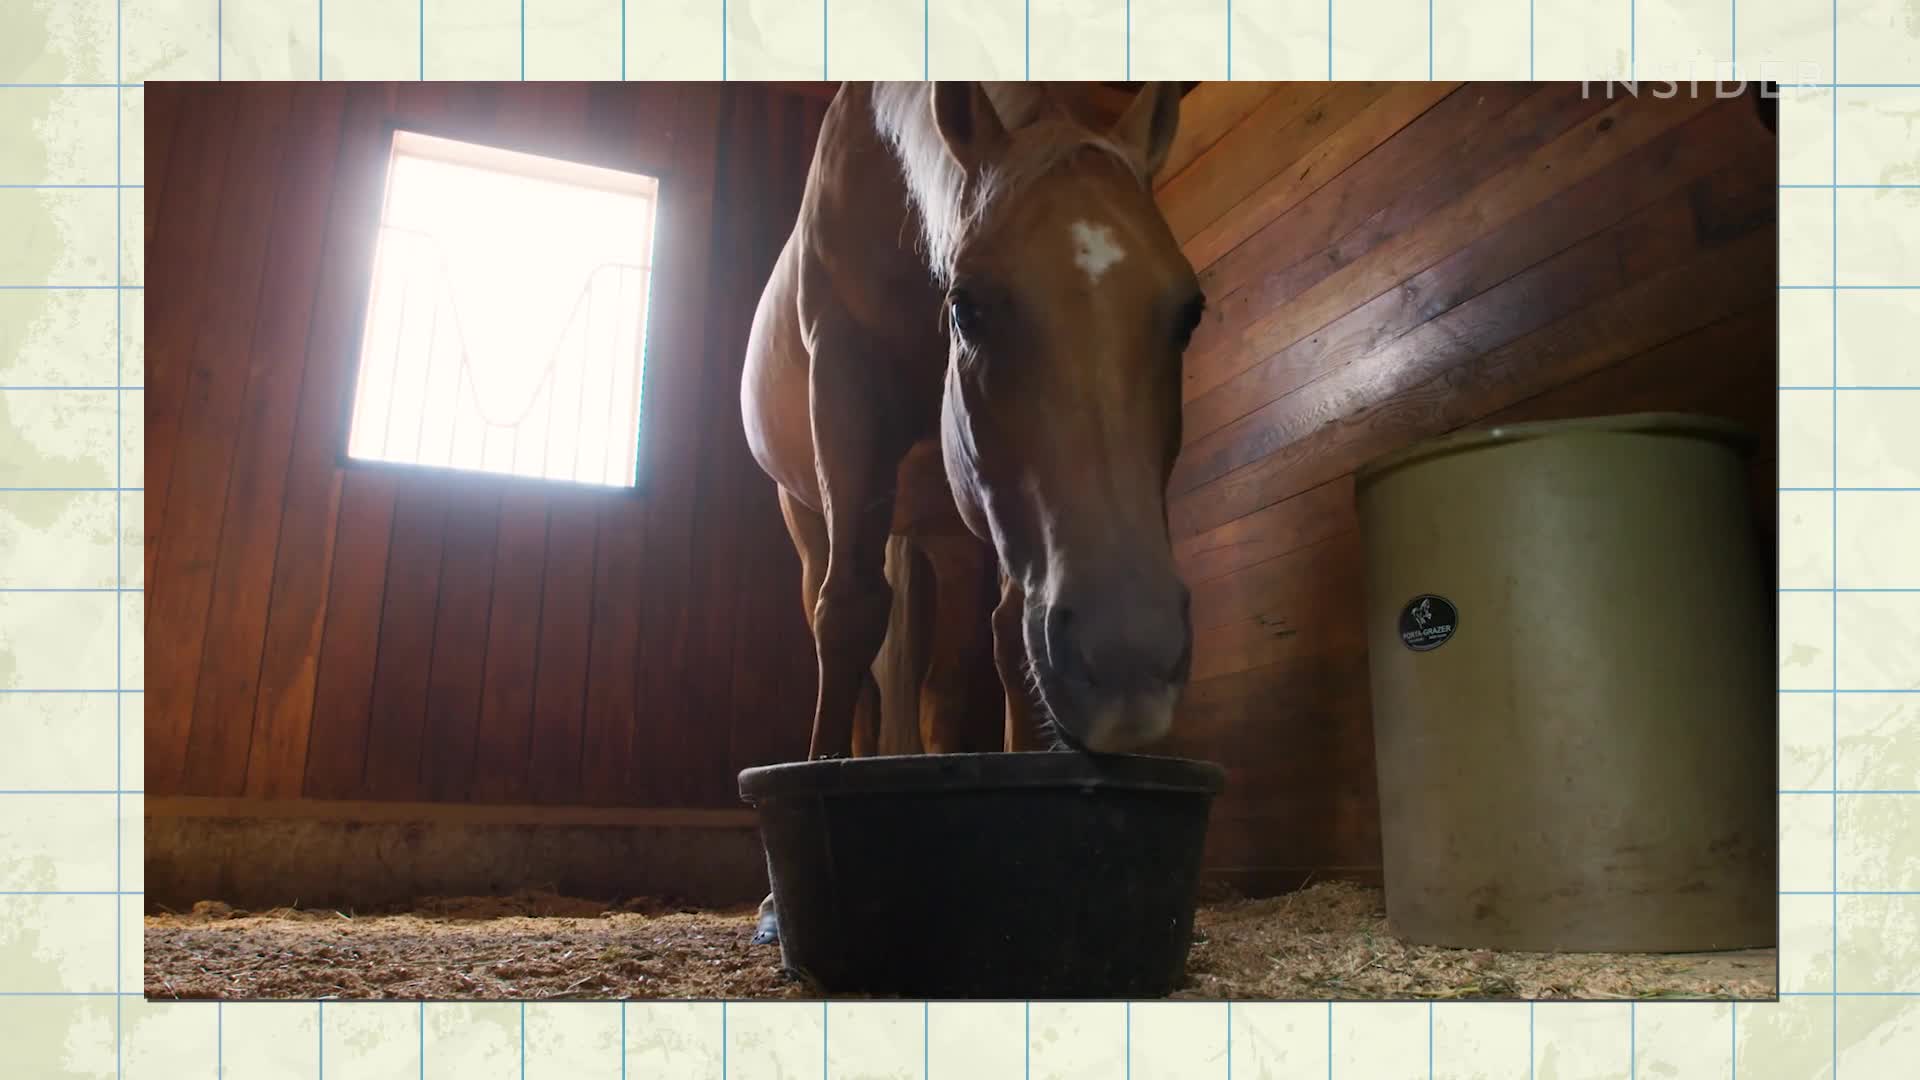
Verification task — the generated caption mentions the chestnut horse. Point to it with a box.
[740,83,1202,940]
[743,80,1202,773]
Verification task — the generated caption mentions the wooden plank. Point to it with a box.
[1195,91,1720,406]
[1187,531,1367,683]
[147,795,757,829]
[419,489,502,802]
[1173,476,1355,588]
[468,489,552,804]
[578,495,647,804]
[357,481,450,801]
[147,85,295,796]
[1172,142,1777,498]
[1181,81,1585,401]
[1178,82,1458,273]
[141,85,185,252]
[1169,223,1777,541]
[1179,96,1775,449]
[1157,84,1377,246]
[526,490,600,804]
[141,85,237,628]
[1153,82,1282,191]
[187,83,348,797]
[627,84,726,806]
[299,470,397,799]
[262,84,400,800]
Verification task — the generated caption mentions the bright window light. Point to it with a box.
[345,129,659,488]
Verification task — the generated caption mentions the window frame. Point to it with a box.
[333,112,672,499]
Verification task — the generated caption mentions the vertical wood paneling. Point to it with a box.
[149,82,828,808]
[188,83,348,796]
[249,83,398,799]
[148,85,295,795]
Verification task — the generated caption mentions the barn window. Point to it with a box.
[344,128,659,488]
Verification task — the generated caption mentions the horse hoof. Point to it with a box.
[752,913,780,946]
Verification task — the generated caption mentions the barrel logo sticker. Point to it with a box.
[1399,595,1459,652]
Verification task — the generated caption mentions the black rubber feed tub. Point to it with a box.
[738,751,1227,999]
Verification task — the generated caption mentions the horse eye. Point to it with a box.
[948,290,983,339]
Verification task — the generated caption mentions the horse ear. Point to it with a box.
[931,81,1008,170]
[1109,82,1182,180]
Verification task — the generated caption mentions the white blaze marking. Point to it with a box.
[1070,220,1126,285]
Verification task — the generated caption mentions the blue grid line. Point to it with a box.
[1024,1002,1029,1077]
[620,1002,626,1078]
[114,0,124,1068]
[724,1001,729,1076]
[1629,1002,1636,1078]
[1830,2,1839,1072]
[1630,0,1636,80]
[1428,0,1433,79]
[1125,1001,1130,1077]
[318,1001,324,1075]
[1226,0,1231,79]
[520,1001,527,1078]
[217,1002,223,1078]
[521,0,526,79]
[1227,1002,1233,1076]
[318,0,323,80]
[217,0,222,80]
[823,1000,829,1077]
[923,0,927,78]
[420,1001,425,1077]
[722,0,727,78]
[823,0,828,80]
[620,1,625,79]
[1427,1001,1433,1078]
[1731,1002,1736,1077]
[421,0,426,79]
[1326,0,1332,79]
[1730,0,1736,67]
[1529,1002,1534,1079]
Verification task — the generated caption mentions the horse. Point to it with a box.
[739,81,1204,940]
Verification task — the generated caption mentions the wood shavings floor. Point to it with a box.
[144,882,1775,1002]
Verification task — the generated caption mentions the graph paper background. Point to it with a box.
[1,0,1915,1076]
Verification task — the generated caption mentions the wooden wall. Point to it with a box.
[1149,82,1779,894]
[145,80,1778,902]
[144,82,827,810]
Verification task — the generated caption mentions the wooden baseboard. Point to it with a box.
[146,795,758,829]
[144,798,769,913]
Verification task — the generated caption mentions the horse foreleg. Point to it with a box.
[915,532,999,754]
[994,572,1050,751]
[805,351,903,762]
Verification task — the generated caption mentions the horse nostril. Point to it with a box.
[1045,606,1094,686]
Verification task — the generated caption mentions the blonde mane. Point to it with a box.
[869,82,1148,285]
